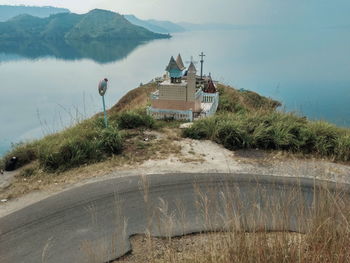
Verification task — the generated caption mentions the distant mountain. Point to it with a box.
[178,22,246,31]
[0,5,69,22]
[0,9,170,41]
[147,19,185,33]
[124,14,185,33]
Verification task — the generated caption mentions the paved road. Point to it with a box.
[0,173,349,263]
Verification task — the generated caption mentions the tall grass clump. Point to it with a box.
[38,122,122,172]
[1,142,38,170]
[1,118,123,172]
[116,110,155,129]
[183,111,350,162]
[182,84,350,162]
[182,117,218,140]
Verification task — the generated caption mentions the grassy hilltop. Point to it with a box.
[1,83,350,263]
[1,82,349,175]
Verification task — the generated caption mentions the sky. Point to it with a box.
[0,0,350,25]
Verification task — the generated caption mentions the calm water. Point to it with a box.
[1,29,350,156]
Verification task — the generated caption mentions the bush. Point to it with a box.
[117,111,155,129]
[1,142,38,170]
[182,117,218,140]
[98,127,123,154]
[308,121,339,156]
[335,134,350,162]
[215,120,250,150]
[19,166,37,177]
[39,136,102,172]
[38,124,123,172]
[183,111,350,162]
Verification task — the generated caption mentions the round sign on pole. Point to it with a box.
[98,78,108,96]
[98,78,109,128]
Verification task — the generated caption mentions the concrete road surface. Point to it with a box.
[0,173,349,263]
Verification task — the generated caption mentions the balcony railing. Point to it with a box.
[147,107,193,121]
[201,92,219,117]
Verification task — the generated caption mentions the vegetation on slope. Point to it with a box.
[0,83,158,173]
[0,9,170,41]
[183,85,350,162]
[1,82,349,174]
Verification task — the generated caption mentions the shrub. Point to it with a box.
[1,142,38,170]
[98,127,123,154]
[334,134,350,162]
[39,136,102,172]
[183,111,350,162]
[308,121,339,156]
[38,124,123,172]
[20,166,37,177]
[117,111,155,129]
[215,120,250,150]
[182,117,218,140]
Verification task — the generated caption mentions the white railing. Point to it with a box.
[195,89,203,100]
[147,107,193,121]
[201,92,219,117]
[202,92,218,103]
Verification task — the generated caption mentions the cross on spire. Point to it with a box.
[185,56,198,65]
[199,52,205,79]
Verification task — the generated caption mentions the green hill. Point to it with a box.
[0,9,169,41]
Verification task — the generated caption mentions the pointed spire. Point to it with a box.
[166,56,181,72]
[176,54,185,71]
[188,62,197,74]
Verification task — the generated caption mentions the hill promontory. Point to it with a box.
[0,9,170,41]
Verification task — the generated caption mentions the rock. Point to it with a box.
[179,123,193,129]
[5,157,18,171]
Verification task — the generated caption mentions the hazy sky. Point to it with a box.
[1,0,349,25]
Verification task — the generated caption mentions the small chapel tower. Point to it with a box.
[166,56,183,83]
[187,62,197,101]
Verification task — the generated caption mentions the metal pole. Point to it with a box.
[199,52,205,79]
[102,95,108,128]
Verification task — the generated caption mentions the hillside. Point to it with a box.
[0,82,349,202]
[0,5,69,22]
[0,9,169,41]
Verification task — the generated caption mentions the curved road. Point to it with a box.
[0,173,349,263]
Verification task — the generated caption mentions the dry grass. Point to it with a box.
[113,180,350,263]
[117,232,304,263]
[110,82,157,114]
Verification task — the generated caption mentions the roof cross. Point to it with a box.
[185,56,198,65]
[199,52,205,79]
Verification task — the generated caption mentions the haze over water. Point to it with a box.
[1,27,350,156]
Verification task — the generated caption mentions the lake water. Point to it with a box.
[1,28,350,156]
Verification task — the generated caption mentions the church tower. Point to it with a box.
[166,56,182,83]
[187,62,197,101]
[176,54,186,71]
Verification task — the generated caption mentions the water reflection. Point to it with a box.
[0,39,147,63]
